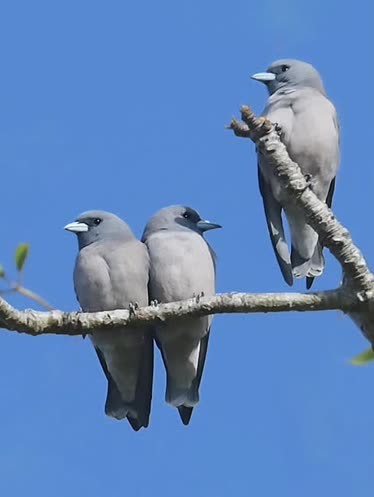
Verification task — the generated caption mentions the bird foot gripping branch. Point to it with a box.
[128,302,139,317]
[193,291,205,304]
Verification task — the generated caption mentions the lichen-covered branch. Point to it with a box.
[229,106,374,291]
[0,289,365,336]
[0,106,372,341]
[229,105,374,343]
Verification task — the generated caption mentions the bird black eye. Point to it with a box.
[281,65,289,72]
[94,218,102,225]
[183,212,191,220]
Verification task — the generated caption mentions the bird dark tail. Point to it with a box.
[291,241,324,287]
[95,342,153,432]
[178,406,193,425]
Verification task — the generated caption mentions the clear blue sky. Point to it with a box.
[1,1,373,495]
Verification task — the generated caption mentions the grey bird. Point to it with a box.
[142,205,221,425]
[65,210,153,431]
[252,59,340,288]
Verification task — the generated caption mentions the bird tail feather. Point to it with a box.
[165,380,199,407]
[94,344,151,431]
[105,392,132,419]
[291,243,325,280]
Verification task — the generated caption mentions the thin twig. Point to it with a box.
[0,279,54,311]
[14,285,54,311]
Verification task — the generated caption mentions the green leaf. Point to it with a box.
[0,264,4,277]
[350,348,374,366]
[14,243,30,272]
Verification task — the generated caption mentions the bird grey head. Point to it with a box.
[251,59,325,96]
[142,205,222,240]
[64,210,135,250]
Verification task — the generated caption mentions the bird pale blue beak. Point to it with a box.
[64,221,89,233]
[251,72,276,82]
[196,220,222,232]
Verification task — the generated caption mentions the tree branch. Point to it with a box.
[228,106,374,291]
[0,289,366,336]
[0,105,372,343]
[228,106,374,344]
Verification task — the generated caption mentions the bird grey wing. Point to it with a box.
[153,332,174,405]
[155,323,210,423]
[127,329,154,430]
[326,177,336,209]
[306,177,336,289]
[93,346,126,420]
[73,275,82,308]
[94,335,153,431]
[206,242,217,274]
[332,105,340,144]
[258,165,293,286]
[178,330,210,425]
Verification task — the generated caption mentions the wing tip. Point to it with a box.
[306,276,314,290]
[127,415,149,432]
[283,270,294,286]
[178,406,193,425]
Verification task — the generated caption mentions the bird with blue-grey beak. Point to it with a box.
[142,205,221,425]
[252,59,340,288]
[65,210,153,431]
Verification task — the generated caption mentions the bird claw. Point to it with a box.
[128,302,139,317]
[274,122,283,137]
[195,291,205,304]
[304,174,312,186]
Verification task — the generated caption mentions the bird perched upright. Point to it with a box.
[65,210,153,431]
[252,59,340,288]
[142,205,221,425]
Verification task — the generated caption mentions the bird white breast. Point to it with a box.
[146,231,215,303]
[262,88,339,203]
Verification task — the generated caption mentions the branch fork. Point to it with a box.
[0,105,372,344]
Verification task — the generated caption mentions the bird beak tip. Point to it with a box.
[64,221,89,233]
[197,220,222,232]
[251,72,276,83]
